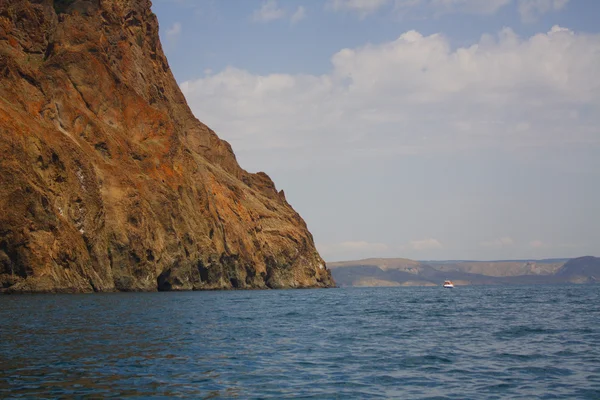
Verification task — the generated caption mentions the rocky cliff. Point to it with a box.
[0,0,334,292]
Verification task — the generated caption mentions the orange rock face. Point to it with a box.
[0,0,334,292]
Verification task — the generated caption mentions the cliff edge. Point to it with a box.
[0,0,334,292]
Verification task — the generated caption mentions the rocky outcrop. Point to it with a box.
[0,0,334,292]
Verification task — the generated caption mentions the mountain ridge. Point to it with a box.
[329,256,599,287]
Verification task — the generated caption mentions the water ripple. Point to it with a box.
[1,285,600,398]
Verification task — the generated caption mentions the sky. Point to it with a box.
[151,0,600,262]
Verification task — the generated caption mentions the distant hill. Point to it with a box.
[554,256,600,283]
[426,259,564,277]
[328,257,598,287]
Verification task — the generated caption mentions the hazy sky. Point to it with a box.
[152,0,599,262]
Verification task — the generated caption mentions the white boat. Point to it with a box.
[443,280,454,288]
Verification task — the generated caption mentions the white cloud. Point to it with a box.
[251,1,307,24]
[340,241,389,250]
[395,0,512,16]
[529,239,546,248]
[409,238,443,250]
[480,237,515,248]
[518,0,569,22]
[317,241,388,252]
[166,22,182,39]
[375,0,568,19]
[327,0,390,17]
[317,241,389,260]
[180,26,600,171]
[252,0,286,22]
[291,6,306,24]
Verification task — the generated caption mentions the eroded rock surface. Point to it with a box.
[0,0,334,292]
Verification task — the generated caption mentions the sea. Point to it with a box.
[1,285,599,399]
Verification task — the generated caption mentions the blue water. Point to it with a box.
[1,285,600,399]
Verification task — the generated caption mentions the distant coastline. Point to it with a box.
[328,256,600,287]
